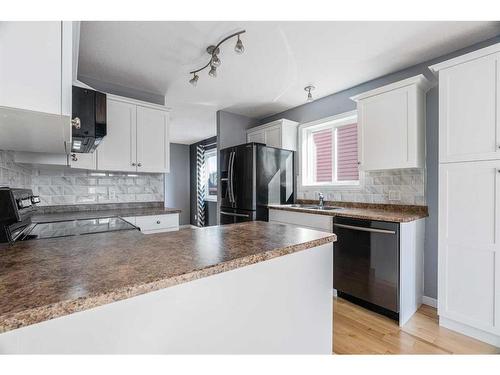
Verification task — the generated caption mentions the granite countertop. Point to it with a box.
[268,202,428,223]
[32,206,181,223]
[0,221,335,333]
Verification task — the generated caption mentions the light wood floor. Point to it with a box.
[333,297,500,354]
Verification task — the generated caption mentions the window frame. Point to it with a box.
[298,110,361,191]
[204,147,218,202]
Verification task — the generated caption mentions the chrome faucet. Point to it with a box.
[318,192,325,208]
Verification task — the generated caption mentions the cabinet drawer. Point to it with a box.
[269,209,332,232]
[135,213,179,233]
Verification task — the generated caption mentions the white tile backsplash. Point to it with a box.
[0,150,165,206]
[300,168,426,205]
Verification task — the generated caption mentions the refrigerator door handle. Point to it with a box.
[227,151,233,203]
[220,211,250,218]
[229,151,235,204]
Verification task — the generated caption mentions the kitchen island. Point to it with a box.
[0,221,335,354]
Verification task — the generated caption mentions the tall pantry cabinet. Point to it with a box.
[429,43,500,347]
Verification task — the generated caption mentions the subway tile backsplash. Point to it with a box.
[298,168,426,205]
[0,150,164,206]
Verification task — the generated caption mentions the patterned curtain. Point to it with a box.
[196,144,206,227]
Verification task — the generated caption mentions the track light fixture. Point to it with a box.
[189,30,246,85]
[304,85,315,102]
[189,73,199,86]
[209,65,217,78]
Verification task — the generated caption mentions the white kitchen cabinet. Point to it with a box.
[438,161,500,344]
[0,21,72,116]
[136,105,170,173]
[97,99,137,172]
[134,213,179,234]
[431,43,500,347]
[246,119,299,151]
[351,75,432,171]
[69,152,97,170]
[269,209,332,232]
[429,45,500,163]
[97,96,170,173]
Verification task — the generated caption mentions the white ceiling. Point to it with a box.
[78,21,500,144]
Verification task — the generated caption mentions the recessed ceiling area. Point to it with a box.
[77,21,500,144]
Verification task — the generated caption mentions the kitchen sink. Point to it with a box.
[289,204,343,211]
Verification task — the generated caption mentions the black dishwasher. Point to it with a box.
[333,216,400,320]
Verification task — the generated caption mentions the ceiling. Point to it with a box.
[78,21,500,144]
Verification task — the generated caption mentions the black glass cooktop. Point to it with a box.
[21,217,137,240]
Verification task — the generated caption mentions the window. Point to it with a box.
[204,148,218,201]
[300,111,359,187]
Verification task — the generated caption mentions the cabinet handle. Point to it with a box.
[137,163,142,167]
[132,162,136,166]
[156,220,161,224]
[71,153,78,162]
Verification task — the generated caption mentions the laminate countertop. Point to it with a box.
[0,221,335,333]
[31,206,181,223]
[268,202,428,223]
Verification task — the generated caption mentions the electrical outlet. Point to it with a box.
[388,190,401,201]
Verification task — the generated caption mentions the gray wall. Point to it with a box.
[165,143,190,225]
[257,35,500,299]
[217,110,256,150]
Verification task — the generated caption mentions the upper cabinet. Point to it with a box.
[351,75,432,171]
[97,96,170,173]
[0,22,72,154]
[429,45,500,163]
[0,21,72,116]
[136,105,169,173]
[247,119,299,151]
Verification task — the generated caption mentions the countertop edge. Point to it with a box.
[268,205,428,222]
[0,232,335,334]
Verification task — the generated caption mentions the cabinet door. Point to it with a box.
[0,22,63,114]
[439,161,500,334]
[97,99,137,172]
[70,152,96,170]
[247,130,266,144]
[439,53,500,163]
[359,86,413,170]
[265,126,282,149]
[136,106,169,173]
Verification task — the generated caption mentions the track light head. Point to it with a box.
[211,54,221,67]
[189,73,199,86]
[209,65,217,78]
[234,35,244,54]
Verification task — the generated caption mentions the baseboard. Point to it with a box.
[422,296,437,308]
[440,317,500,347]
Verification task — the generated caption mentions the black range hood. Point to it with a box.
[71,86,107,153]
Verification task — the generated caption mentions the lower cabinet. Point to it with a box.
[268,209,332,232]
[122,213,179,234]
[438,160,500,345]
[269,208,425,326]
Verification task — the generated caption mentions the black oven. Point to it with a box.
[333,216,400,320]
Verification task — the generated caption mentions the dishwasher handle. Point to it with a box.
[334,223,396,235]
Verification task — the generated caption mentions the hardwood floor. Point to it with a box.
[333,297,500,354]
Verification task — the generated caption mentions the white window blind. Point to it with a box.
[336,123,359,181]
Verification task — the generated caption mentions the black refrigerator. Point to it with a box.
[219,142,295,224]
